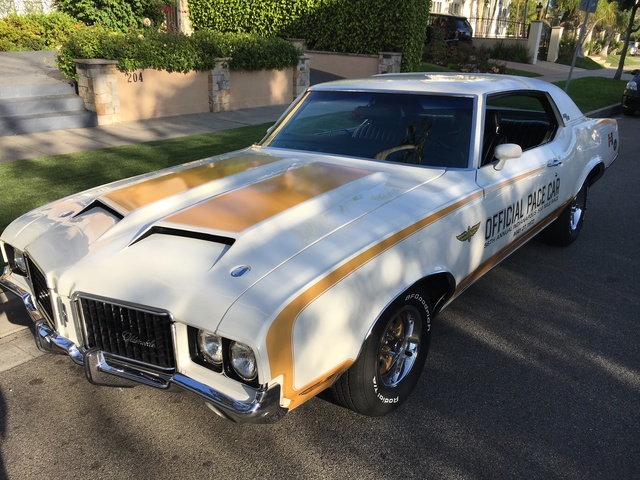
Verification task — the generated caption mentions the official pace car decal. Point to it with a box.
[484,177,560,248]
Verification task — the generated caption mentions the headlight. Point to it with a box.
[13,250,27,274]
[625,80,637,92]
[229,341,257,381]
[197,330,223,365]
[4,244,27,276]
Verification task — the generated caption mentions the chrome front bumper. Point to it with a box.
[1,273,287,424]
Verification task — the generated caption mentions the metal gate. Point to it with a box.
[538,23,552,61]
[165,7,178,32]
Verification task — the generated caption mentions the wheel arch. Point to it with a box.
[413,271,457,316]
[585,161,605,187]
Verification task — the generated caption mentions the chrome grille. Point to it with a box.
[26,257,54,323]
[79,297,175,370]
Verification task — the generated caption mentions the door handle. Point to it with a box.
[547,159,563,167]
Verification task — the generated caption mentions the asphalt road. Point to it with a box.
[0,116,638,480]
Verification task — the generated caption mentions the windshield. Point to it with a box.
[262,91,473,168]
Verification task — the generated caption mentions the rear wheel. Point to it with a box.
[332,288,431,416]
[542,182,588,246]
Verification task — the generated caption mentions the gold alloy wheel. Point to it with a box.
[377,305,421,387]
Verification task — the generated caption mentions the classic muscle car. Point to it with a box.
[1,74,618,423]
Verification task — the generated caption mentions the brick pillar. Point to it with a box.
[209,58,231,113]
[293,55,310,100]
[378,52,402,74]
[75,59,121,125]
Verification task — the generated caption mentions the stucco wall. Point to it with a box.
[306,51,379,79]
[227,68,293,111]
[117,69,209,122]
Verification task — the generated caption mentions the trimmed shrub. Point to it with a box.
[188,0,430,72]
[56,26,302,80]
[0,12,79,51]
[490,40,533,64]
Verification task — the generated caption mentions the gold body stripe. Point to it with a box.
[102,155,282,213]
[165,163,371,232]
[266,190,484,410]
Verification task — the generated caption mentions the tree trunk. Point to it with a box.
[615,2,640,80]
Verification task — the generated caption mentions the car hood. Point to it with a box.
[4,147,445,331]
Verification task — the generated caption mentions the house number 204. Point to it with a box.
[126,72,144,83]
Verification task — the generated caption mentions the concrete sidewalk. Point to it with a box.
[0,105,288,163]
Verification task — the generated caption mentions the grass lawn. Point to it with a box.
[604,54,640,69]
[556,55,604,70]
[552,77,627,113]
[0,123,270,232]
[504,68,541,77]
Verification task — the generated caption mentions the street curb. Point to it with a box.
[587,103,622,118]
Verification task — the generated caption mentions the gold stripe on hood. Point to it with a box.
[164,163,371,232]
[102,155,281,213]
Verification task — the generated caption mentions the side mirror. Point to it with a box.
[493,143,522,171]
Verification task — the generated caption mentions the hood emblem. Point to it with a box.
[456,222,481,243]
[231,265,251,277]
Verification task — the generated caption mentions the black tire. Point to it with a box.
[542,182,588,246]
[623,107,634,116]
[332,288,432,416]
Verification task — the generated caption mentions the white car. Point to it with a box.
[1,74,618,423]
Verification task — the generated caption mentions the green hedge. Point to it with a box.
[56,26,302,80]
[55,0,166,32]
[0,12,79,51]
[188,0,430,72]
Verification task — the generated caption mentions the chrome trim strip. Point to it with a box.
[31,323,287,424]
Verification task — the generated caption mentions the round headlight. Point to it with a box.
[197,331,223,365]
[13,249,27,274]
[229,341,257,381]
[626,80,638,92]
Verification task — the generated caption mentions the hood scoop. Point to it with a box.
[74,199,125,221]
[129,226,236,247]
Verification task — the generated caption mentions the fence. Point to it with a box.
[468,16,529,39]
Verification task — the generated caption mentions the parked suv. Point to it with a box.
[427,13,473,45]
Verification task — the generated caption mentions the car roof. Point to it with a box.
[308,73,586,122]
[309,73,557,98]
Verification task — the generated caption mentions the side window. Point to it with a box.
[481,92,559,167]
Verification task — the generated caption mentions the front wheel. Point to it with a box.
[542,182,588,246]
[332,288,432,416]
